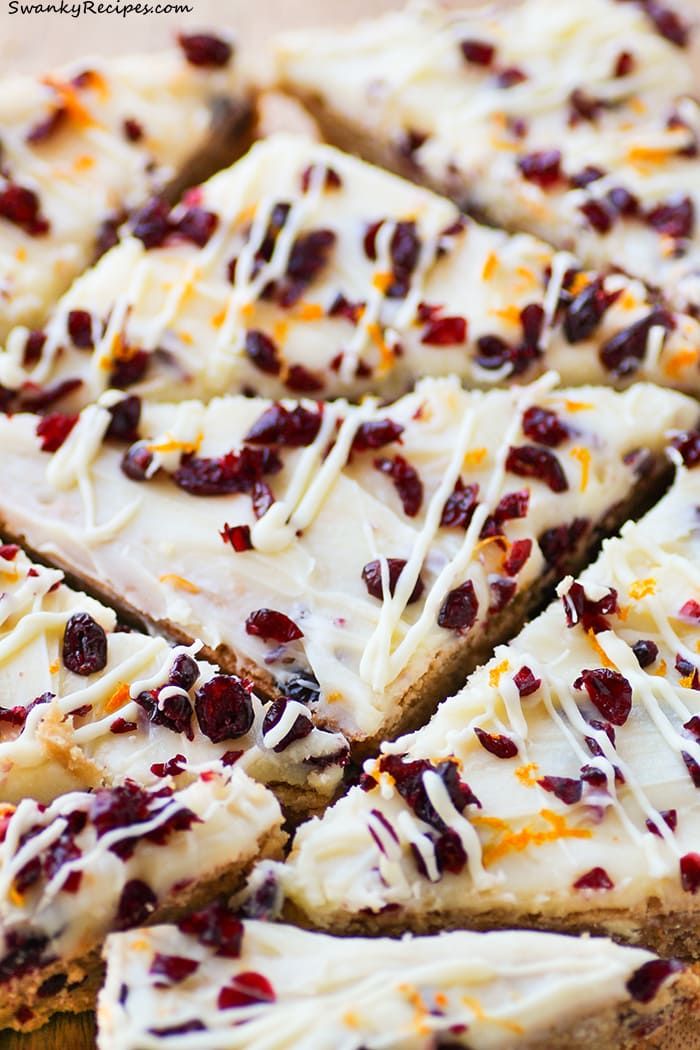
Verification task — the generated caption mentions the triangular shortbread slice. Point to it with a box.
[275,1,700,311]
[0,377,694,747]
[3,135,700,408]
[0,769,284,1031]
[98,911,699,1050]
[0,544,347,812]
[278,442,700,959]
[0,33,252,341]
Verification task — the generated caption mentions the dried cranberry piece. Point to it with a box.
[0,181,50,236]
[36,413,78,453]
[646,809,678,836]
[607,186,640,216]
[627,958,683,1003]
[148,1021,206,1036]
[568,88,605,124]
[475,334,510,370]
[681,852,700,892]
[123,117,144,142]
[670,431,700,468]
[505,445,568,492]
[374,455,423,517]
[178,900,243,956]
[561,581,619,634]
[574,668,632,726]
[177,32,232,66]
[569,165,605,188]
[220,523,252,552]
[352,419,404,452]
[614,50,635,76]
[23,330,46,367]
[175,207,218,248]
[174,447,281,497]
[397,128,428,162]
[0,931,50,983]
[474,727,518,759]
[17,377,82,413]
[131,198,171,248]
[488,577,517,614]
[194,676,254,742]
[522,405,569,447]
[440,479,479,529]
[105,396,141,443]
[361,559,424,604]
[26,106,68,145]
[251,481,274,519]
[537,775,582,804]
[284,364,324,393]
[109,348,150,390]
[679,599,700,622]
[646,195,694,239]
[503,538,532,576]
[579,199,614,234]
[682,751,700,787]
[300,164,342,192]
[150,953,199,985]
[245,609,303,643]
[600,309,673,376]
[632,638,659,668]
[0,544,19,561]
[218,971,276,1009]
[434,829,468,874]
[514,666,541,697]
[644,1,689,46]
[121,444,153,481]
[421,315,467,346]
[62,613,108,676]
[244,330,281,376]
[573,866,614,891]
[460,38,495,65]
[438,580,478,631]
[67,309,94,349]
[262,698,313,752]
[110,718,137,734]
[286,228,335,288]
[151,754,187,778]
[379,754,479,830]
[386,221,420,299]
[116,879,157,928]
[518,150,562,188]
[538,517,589,567]
[245,404,321,447]
[95,213,123,257]
[496,66,527,88]
[520,303,545,351]
[563,278,618,343]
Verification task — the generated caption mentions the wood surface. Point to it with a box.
[1,0,700,1047]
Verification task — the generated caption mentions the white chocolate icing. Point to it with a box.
[4,134,700,407]
[279,460,700,931]
[275,2,700,311]
[0,378,694,741]
[0,41,245,340]
[98,919,678,1049]
[0,544,347,804]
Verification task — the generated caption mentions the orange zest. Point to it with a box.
[158,573,200,594]
[477,808,592,867]
[481,251,499,282]
[569,446,591,492]
[105,683,130,713]
[587,628,617,670]
[488,659,510,687]
[629,577,656,600]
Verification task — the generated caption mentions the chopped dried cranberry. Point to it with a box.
[379,754,480,830]
[438,580,478,631]
[218,971,276,1009]
[220,523,252,552]
[573,866,614,891]
[177,900,243,957]
[110,348,149,389]
[195,676,254,742]
[23,330,46,367]
[614,50,635,76]
[168,654,199,692]
[105,395,141,443]
[505,445,568,492]
[300,164,342,192]
[116,879,157,928]
[175,207,218,248]
[328,292,364,325]
[646,195,694,239]
[95,213,123,257]
[174,447,281,497]
[520,303,545,351]
[36,412,78,453]
[488,577,517,614]
[561,580,619,634]
[110,718,137,734]
[646,808,678,836]
[361,559,424,604]
[285,228,335,292]
[496,66,527,88]
[627,958,683,1003]
[150,953,199,985]
[563,278,619,343]
[67,309,94,349]
[518,150,562,187]
[245,609,303,643]
[503,538,532,576]
[374,455,423,516]
[643,1,689,46]
[474,727,518,759]
[62,613,108,676]
[435,828,468,874]
[538,518,589,567]
[475,334,510,370]
[460,38,495,65]
[177,32,232,66]
[245,404,321,447]
[522,405,569,447]
[0,544,19,561]
[386,221,420,299]
[514,666,541,697]
[421,315,467,346]
[121,444,153,481]
[632,639,659,668]
[26,106,68,144]
[538,775,582,804]
[0,181,49,236]
[579,199,614,234]
[682,751,700,787]
[262,698,313,751]
[440,479,479,529]
[150,754,187,778]
[244,330,281,376]
[574,668,632,726]
[569,88,605,124]
[569,165,605,188]
[131,198,171,248]
[123,117,144,142]
[670,431,700,467]
[0,931,50,984]
[284,364,324,393]
[600,309,674,376]
[352,419,404,452]
[607,186,640,216]
[16,377,82,413]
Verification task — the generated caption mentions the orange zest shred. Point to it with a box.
[481,251,499,282]
[8,885,25,908]
[490,304,520,326]
[616,603,630,622]
[372,271,393,293]
[665,348,699,379]
[158,573,200,594]
[463,447,487,469]
[515,762,540,787]
[587,628,617,670]
[563,399,594,413]
[105,683,130,713]
[651,659,668,677]
[568,272,591,296]
[49,660,60,675]
[478,808,592,867]
[240,302,255,320]
[629,577,656,600]
[627,144,671,167]
[147,433,203,455]
[618,288,638,311]
[342,1011,360,1029]
[680,674,696,689]
[295,301,324,321]
[569,446,591,492]
[210,307,227,329]
[461,996,524,1035]
[488,659,510,687]
[366,322,396,374]
[42,75,101,128]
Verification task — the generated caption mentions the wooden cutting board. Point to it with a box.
[0,1013,95,1050]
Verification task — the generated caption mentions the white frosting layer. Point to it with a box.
[281,461,700,929]
[4,134,700,406]
[0,768,281,966]
[275,2,700,310]
[0,378,693,740]
[0,41,244,339]
[98,919,672,1049]
[0,544,347,803]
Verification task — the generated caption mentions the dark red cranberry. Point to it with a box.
[385,221,420,299]
[220,523,253,552]
[285,228,335,289]
[632,638,659,668]
[440,479,479,529]
[0,181,50,236]
[26,106,68,144]
[505,445,568,492]
[62,612,108,676]
[374,455,423,516]
[682,751,700,787]
[670,431,700,467]
[627,958,683,1003]
[538,517,589,567]
[579,199,614,234]
[561,581,619,634]
[245,404,321,447]
[438,580,478,631]
[361,559,424,604]
[679,599,700,622]
[173,447,281,497]
[434,828,468,874]
[475,334,510,370]
[150,953,199,985]
[36,413,78,453]
[646,809,677,836]
[563,278,618,343]
[474,727,518,759]
[503,538,532,576]
[0,930,50,983]
[106,395,141,442]
[67,309,94,349]
[131,198,171,248]
[262,699,313,752]
[574,668,632,726]
[600,309,674,376]
[496,66,527,88]
[110,348,149,389]
[95,213,123,257]
[0,544,19,561]
[150,754,187,778]
[379,754,480,830]
[685,716,700,739]
[23,330,46,367]
[218,971,276,1009]
[121,444,153,481]
[518,150,562,188]
[300,164,342,192]
[681,852,700,893]
[522,405,569,447]
[352,419,404,452]
[520,303,545,351]
[245,609,303,643]
[168,654,199,691]
[644,2,689,46]
[569,165,605,188]
[195,676,254,742]
[421,315,467,346]
[568,88,605,124]
[177,900,243,957]
[573,866,614,891]
[328,292,365,325]
[110,718,137,734]
[175,207,218,248]
[646,195,694,239]
[244,330,281,376]
[123,117,144,142]
[488,577,517,614]
[614,50,635,76]
[460,38,495,65]
[514,666,541,697]
[607,186,640,216]
[284,364,324,393]
[537,775,582,804]
[116,879,157,928]
[177,32,232,66]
